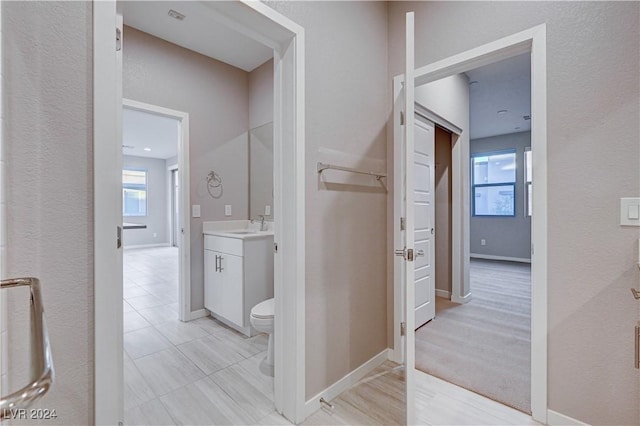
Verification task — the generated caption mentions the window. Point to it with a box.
[472,150,516,216]
[123,169,147,216]
[525,147,532,216]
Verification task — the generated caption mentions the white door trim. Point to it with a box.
[94,1,306,424]
[392,24,548,423]
[123,99,191,322]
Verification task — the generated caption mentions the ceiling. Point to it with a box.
[120,1,273,72]
[122,108,179,159]
[466,53,531,140]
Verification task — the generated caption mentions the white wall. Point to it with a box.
[389,2,640,424]
[122,155,169,247]
[470,132,531,260]
[3,2,94,423]
[266,1,389,400]
[123,26,249,311]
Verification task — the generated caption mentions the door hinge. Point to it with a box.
[400,217,406,231]
[401,322,406,336]
[400,111,405,126]
[531,244,534,255]
[273,242,278,253]
[635,324,639,369]
[116,27,122,51]
[117,226,122,249]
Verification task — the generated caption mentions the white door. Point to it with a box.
[413,118,436,329]
[400,11,417,425]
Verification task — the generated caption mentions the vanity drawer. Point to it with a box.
[204,235,243,256]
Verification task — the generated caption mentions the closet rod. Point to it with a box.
[317,162,386,181]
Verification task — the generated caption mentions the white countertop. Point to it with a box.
[202,220,274,240]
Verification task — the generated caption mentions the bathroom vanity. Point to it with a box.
[203,221,274,336]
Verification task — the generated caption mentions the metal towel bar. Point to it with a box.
[0,277,54,419]
[317,162,386,181]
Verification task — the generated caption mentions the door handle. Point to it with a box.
[218,256,224,272]
[395,248,414,261]
[215,255,220,272]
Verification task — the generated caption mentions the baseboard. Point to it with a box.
[435,289,451,299]
[470,253,531,263]
[547,409,589,426]
[451,291,472,304]
[188,309,208,321]
[124,243,171,250]
[304,348,391,419]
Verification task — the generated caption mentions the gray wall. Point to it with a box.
[249,58,274,220]
[123,26,249,311]
[266,1,389,400]
[470,132,531,260]
[435,127,452,295]
[249,58,273,129]
[3,2,94,423]
[388,2,640,424]
[122,155,169,247]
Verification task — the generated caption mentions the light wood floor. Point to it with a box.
[305,361,539,426]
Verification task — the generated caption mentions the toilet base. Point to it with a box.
[258,331,274,377]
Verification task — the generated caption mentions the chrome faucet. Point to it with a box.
[257,215,267,231]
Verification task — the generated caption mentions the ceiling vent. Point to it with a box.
[168,10,186,21]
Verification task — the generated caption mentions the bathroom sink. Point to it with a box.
[227,230,254,234]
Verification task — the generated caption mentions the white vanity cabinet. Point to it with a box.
[204,233,273,336]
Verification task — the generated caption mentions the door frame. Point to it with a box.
[123,99,191,322]
[168,166,179,248]
[392,24,548,423]
[93,1,306,424]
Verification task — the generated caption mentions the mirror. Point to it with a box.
[249,121,274,219]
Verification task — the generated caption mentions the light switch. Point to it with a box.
[192,204,201,218]
[225,205,232,216]
[620,198,640,226]
[265,205,271,216]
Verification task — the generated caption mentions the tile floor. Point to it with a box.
[124,247,536,425]
[123,246,285,425]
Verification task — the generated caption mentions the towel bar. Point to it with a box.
[0,277,54,419]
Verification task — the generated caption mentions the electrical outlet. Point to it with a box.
[153,233,157,238]
[481,239,486,246]
[225,205,232,216]
[192,204,201,218]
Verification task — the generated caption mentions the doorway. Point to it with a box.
[413,54,533,414]
[93,2,306,424]
[394,20,547,424]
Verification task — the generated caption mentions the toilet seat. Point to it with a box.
[251,298,274,319]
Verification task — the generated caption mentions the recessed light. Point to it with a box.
[497,110,508,115]
[144,147,152,152]
[168,9,186,21]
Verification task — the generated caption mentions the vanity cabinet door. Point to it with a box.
[219,253,244,326]
[204,249,223,315]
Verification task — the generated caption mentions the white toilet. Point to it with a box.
[250,298,275,377]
